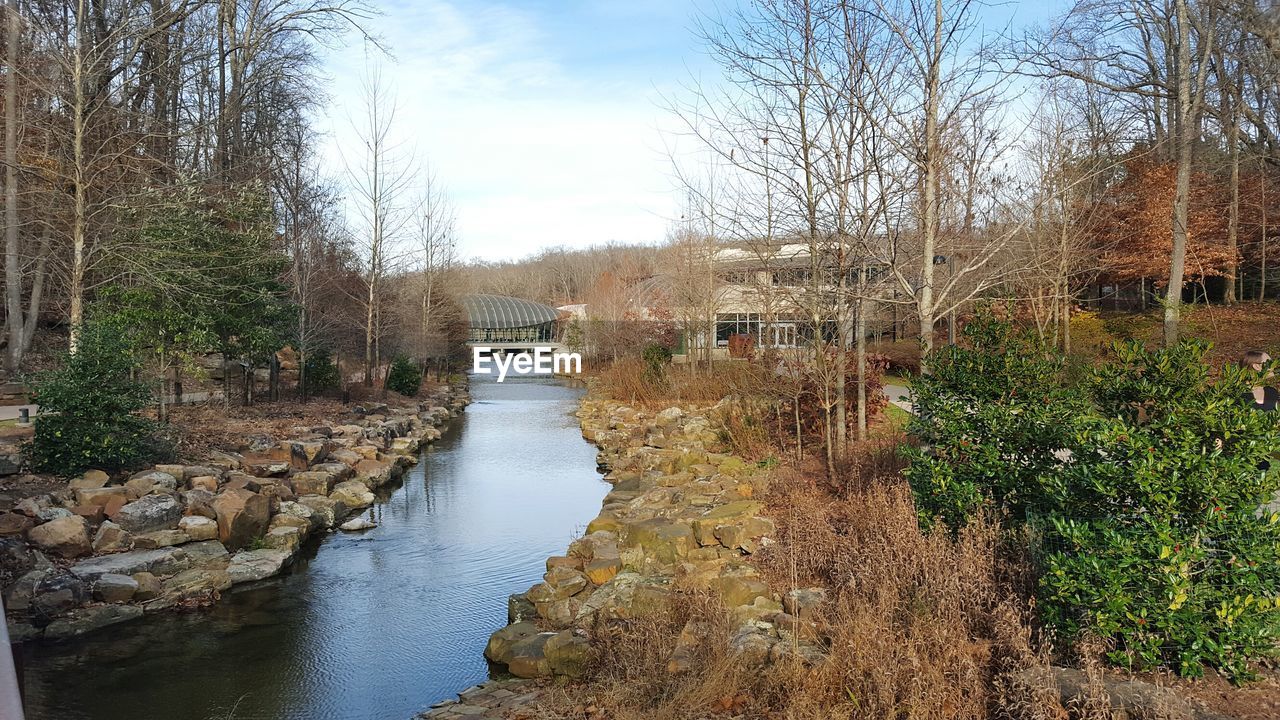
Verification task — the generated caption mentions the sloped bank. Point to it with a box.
[2,383,469,642]
[476,395,824,683]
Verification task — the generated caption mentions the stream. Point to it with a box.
[19,375,605,720]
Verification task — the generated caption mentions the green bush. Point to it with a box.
[641,343,672,384]
[28,321,170,475]
[303,348,341,395]
[1040,341,1280,679]
[906,310,1280,680]
[386,355,422,397]
[904,306,1084,529]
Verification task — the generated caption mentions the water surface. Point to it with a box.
[20,376,604,720]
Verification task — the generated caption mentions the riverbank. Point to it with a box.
[2,382,470,643]
[423,391,812,717]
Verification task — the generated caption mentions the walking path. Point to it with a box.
[883,383,913,413]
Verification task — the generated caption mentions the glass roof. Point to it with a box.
[460,294,560,329]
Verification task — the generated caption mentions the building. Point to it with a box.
[460,294,562,353]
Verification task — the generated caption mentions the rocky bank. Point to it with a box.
[2,384,469,642]
[470,395,825,687]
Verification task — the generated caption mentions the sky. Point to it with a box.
[316,1,1063,264]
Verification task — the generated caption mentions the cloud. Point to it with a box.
[316,0,688,262]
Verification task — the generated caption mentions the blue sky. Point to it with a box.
[317,1,1064,263]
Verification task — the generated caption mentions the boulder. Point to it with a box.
[227,548,290,584]
[508,593,537,623]
[506,632,557,678]
[179,515,219,542]
[75,469,110,488]
[484,621,538,665]
[31,569,88,616]
[623,519,695,564]
[339,517,376,531]
[262,526,303,554]
[310,462,353,482]
[131,572,161,601]
[4,568,46,611]
[111,494,182,534]
[93,573,139,603]
[354,458,394,487]
[585,557,621,586]
[73,486,127,508]
[329,480,374,510]
[181,489,218,519]
[0,512,34,536]
[91,521,133,554]
[290,471,334,497]
[278,501,320,532]
[28,515,91,558]
[189,476,219,493]
[544,630,590,678]
[132,529,190,549]
[296,495,341,528]
[44,604,143,639]
[782,587,828,619]
[211,488,270,550]
[71,546,192,581]
[123,470,178,500]
[70,505,105,524]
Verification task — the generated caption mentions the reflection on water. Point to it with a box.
[20,376,605,720]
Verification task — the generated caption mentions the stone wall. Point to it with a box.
[1,384,469,641]
[480,395,825,682]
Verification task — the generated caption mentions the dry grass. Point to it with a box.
[537,455,1044,720]
[593,358,768,409]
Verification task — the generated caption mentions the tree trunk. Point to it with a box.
[4,0,20,374]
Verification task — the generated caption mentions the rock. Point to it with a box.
[243,459,290,478]
[71,547,192,581]
[37,507,73,523]
[205,449,244,470]
[278,501,320,532]
[111,494,183,534]
[189,476,219,493]
[544,565,589,597]
[290,471,334,497]
[508,593,538,623]
[339,517,376,531]
[782,587,828,619]
[179,515,219,541]
[181,489,218,519]
[584,557,621,585]
[70,505,105,524]
[484,621,538,665]
[506,632,557,678]
[132,529,190,549]
[1017,666,1212,720]
[75,469,110,488]
[655,407,684,426]
[223,474,263,492]
[14,497,44,517]
[263,526,303,554]
[0,536,34,579]
[329,480,374,510]
[211,488,270,550]
[91,521,133,553]
[180,466,222,482]
[131,572,161,601]
[44,604,143,639]
[31,569,88,616]
[227,548,290,584]
[123,470,178,500]
[546,556,583,572]
[150,561,232,608]
[0,512,34,536]
[28,515,91,558]
[296,495,341,528]
[353,458,394,487]
[711,568,770,608]
[544,630,590,677]
[576,572,670,622]
[623,519,695,564]
[310,462,353,482]
[93,573,139,603]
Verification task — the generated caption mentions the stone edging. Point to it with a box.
[2,383,470,642]
[478,394,823,683]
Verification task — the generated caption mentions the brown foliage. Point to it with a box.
[1095,156,1233,283]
